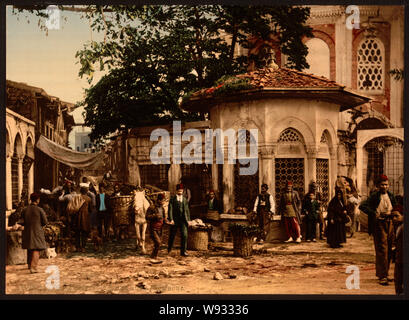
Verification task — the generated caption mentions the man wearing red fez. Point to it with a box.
[360,174,398,286]
[146,193,167,259]
[22,193,49,273]
[167,183,191,256]
[278,181,302,243]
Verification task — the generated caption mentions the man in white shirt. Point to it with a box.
[359,174,398,286]
[252,184,275,243]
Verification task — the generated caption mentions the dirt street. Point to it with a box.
[6,232,396,295]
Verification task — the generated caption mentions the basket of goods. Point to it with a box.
[229,224,261,257]
[110,196,134,226]
[187,219,213,251]
[43,221,65,247]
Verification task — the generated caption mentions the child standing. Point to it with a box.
[146,194,166,259]
[302,192,319,242]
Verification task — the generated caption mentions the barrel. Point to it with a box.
[110,196,133,226]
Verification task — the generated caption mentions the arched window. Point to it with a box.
[305,38,330,79]
[278,128,304,143]
[357,38,385,93]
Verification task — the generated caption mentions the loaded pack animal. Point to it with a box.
[132,190,151,254]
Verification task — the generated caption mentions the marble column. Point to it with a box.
[17,157,24,202]
[259,145,275,198]
[356,146,364,199]
[28,162,34,197]
[329,146,337,199]
[306,146,318,188]
[6,156,12,210]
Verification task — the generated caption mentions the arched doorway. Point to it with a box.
[304,38,330,79]
[362,136,403,196]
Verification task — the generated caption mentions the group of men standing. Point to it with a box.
[252,181,323,244]
[251,175,404,293]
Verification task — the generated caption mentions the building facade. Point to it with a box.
[6,80,76,200]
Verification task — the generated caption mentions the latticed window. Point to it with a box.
[357,38,384,92]
[139,164,169,191]
[316,159,329,205]
[275,158,305,203]
[278,128,303,143]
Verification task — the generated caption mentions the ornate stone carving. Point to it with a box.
[259,144,275,159]
[306,145,319,158]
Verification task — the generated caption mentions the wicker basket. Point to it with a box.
[232,234,253,257]
[110,196,133,226]
[187,229,209,251]
[206,210,220,221]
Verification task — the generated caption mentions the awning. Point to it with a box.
[36,135,105,170]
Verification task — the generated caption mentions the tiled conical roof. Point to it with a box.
[235,66,342,89]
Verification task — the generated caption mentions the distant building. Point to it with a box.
[74,127,100,153]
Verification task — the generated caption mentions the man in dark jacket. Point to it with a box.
[252,184,275,243]
[167,184,191,257]
[22,193,48,273]
[359,174,397,286]
[302,192,319,242]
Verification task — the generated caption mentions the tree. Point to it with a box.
[12,5,313,141]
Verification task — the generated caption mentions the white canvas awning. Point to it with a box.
[36,135,104,170]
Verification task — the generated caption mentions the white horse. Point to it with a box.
[132,190,151,254]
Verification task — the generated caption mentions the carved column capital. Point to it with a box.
[259,144,275,159]
[306,145,319,158]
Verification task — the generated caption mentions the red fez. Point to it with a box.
[287,181,293,186]
[30,193,41,202]
[176,183,184,190]
[379,174,388,181]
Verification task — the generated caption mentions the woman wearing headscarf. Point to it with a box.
[326,189,349,248]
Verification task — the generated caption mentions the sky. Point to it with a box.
[6,6,105,147]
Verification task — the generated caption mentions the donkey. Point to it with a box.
[132,190,151,254]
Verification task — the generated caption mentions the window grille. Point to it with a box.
[139,164,169,191]
[316,159,329,205]
[275,158,305,204]
[363,137,403,196]
[278,128,303,143]
[357,38,384,92]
